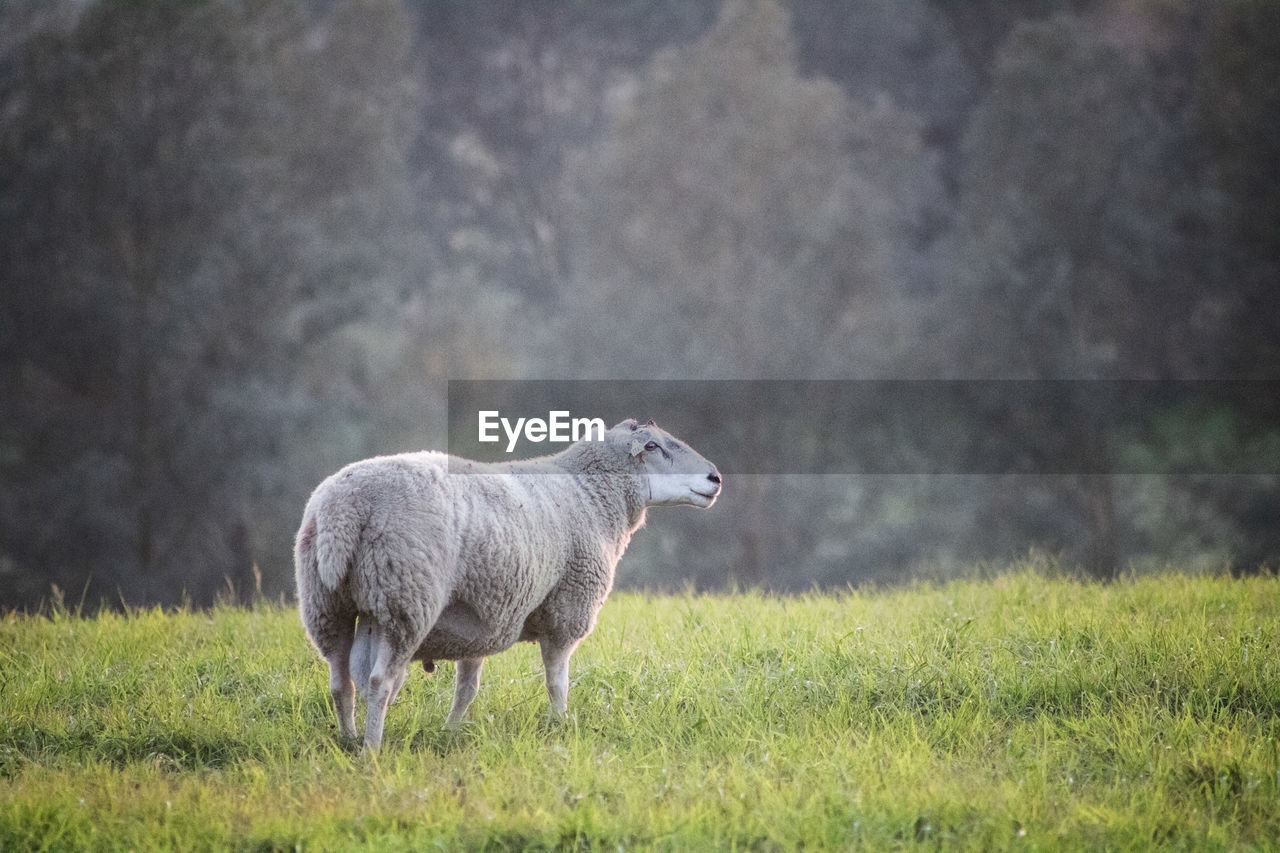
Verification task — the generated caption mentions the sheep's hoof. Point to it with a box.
[422,660,436,675]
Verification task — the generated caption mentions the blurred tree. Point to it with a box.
[1198,0,1280,376]
[553,0,942,584]
[0,0,421,606]
[926,10,1260,578]
[929,0,1071,84]
[558,0,936,380]
[406,1,718,305]
[937,12,1208,379]
[788,0,978,143]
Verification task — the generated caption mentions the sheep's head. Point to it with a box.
[608,419,721,508]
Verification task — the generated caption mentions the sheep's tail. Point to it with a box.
[305,499,364,593]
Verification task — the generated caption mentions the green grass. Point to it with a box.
[2,570,1279,851]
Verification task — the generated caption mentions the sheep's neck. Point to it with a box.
[553,441,648,534]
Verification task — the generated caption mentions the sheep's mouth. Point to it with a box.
[690,488,720,506]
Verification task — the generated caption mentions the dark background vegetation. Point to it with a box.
[1,0,1277,607]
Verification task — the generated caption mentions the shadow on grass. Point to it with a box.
[0,723,347,771]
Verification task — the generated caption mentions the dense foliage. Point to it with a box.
[1,0,1277,605]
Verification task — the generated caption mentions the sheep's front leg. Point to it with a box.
[539,638,576,720]
[444,658,484,729]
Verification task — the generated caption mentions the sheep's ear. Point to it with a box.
[630,439,644,456]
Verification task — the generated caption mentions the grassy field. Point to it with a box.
[2,570,1279,851]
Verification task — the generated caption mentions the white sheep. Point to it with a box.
[294,418,721,751]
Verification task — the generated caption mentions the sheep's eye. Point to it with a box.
[644,441,659,452]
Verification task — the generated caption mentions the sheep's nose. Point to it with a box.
[707,472,722,485]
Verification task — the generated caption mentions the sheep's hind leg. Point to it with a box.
[326,623,358,742]
[349,622,375,699]
[539,638,577,721]
[444,658,484,729]
[363,631,413,753]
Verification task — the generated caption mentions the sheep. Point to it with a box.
[294,418,721,751]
